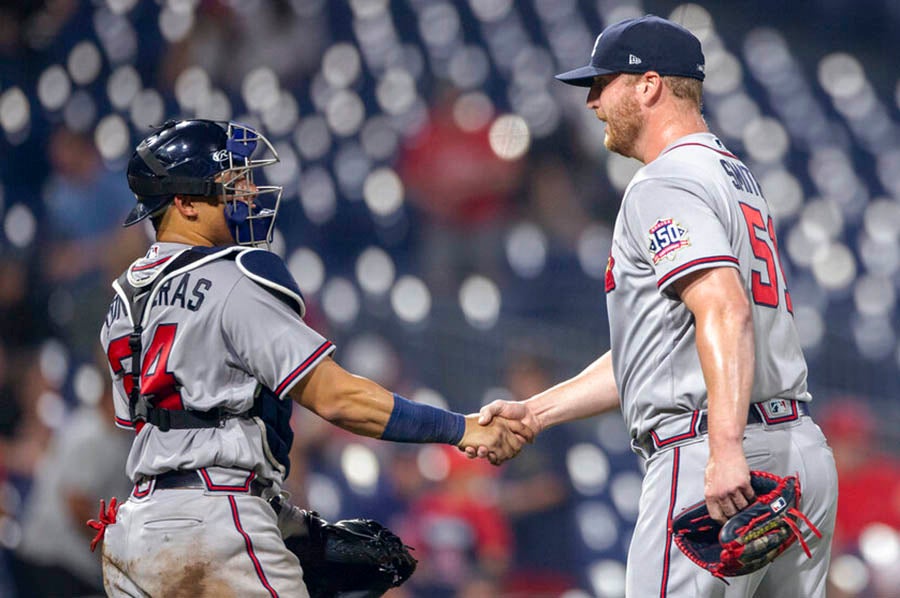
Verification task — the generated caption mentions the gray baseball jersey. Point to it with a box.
[100,242,335,488]
[605,133,810,442]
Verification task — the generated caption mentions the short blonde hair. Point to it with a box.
[663,75,703,109]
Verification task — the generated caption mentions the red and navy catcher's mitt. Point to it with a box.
[671,471,822,580]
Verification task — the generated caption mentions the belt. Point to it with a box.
[698,401,808,435]
[151,469,268,497]
[638,400,810,459]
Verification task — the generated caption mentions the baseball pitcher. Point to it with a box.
[475,15,837,597]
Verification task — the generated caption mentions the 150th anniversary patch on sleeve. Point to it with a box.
[648,218,690,264]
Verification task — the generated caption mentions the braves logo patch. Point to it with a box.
[648,218,690,264]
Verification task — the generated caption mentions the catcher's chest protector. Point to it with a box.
[111,245,300,473]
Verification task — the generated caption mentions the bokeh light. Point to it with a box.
[587,559,627,598]
[107,65,141,110]
[94,114,131,161]
[363,167,404,217]
[355,246,396,296]
[576,502,619,551]
[322,43,362,89]
[391,275,431,324]
[0,87,30,137]
[459,275,502,329]
[4,204,36,249]
[321,277,360,326]
[37,66,71,112]
[567,443,609,495]
[326,90,366,137]
[299,166,338,225]
[488,113,530,160]
[287,247,325,296]
[74,364,104,407]
[67,41,103,85]
[340,444,380,494]
[453,91,494,132]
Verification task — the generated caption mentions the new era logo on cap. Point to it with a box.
[556,14,706,87]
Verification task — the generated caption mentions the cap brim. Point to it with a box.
[554,65,617,87]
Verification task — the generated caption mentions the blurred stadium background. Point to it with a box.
[1,0,899,596]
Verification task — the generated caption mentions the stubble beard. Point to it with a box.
[603,92,643,159]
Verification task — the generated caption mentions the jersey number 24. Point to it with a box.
[106,324,183,411]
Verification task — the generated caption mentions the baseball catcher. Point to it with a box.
[671,471,822,580]
[95,118,526,596]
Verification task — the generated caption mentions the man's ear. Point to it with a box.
[173,195,199,219]
[638,71,663,106]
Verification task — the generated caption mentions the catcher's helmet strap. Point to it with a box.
[128,174,224,198]
[131,140,226,197]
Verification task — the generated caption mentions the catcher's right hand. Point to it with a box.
[284,509,417,598]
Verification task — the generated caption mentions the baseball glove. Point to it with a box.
[284,510,417,598]
[671,471,822,580]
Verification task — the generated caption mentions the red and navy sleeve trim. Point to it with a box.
[657,255,739,289]
[115,416,135,429]
[274,341,335,397]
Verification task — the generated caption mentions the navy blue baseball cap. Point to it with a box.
[556,15,705,87]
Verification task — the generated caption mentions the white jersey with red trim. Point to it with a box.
[99,242,334,487]
[605,132,810,442]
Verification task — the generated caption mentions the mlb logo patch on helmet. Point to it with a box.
[648,218,690,264]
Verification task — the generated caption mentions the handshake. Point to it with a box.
[457,400,540,466]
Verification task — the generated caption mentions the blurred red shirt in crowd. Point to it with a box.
[820,401,900,550]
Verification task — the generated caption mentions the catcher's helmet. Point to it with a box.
[125,119,282,247]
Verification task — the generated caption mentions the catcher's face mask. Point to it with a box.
[219,122,282,248]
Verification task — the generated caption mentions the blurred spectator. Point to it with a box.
[519,155,591,253]
[0,343,21,452]
[0,352,54,486]
[0,254,50,350]
[40,126,145,360]
[160,0,325,94]
[0,460,15,598]
[10,362,132,597]
[402,445,512,598]
[820,399,900,598]
[820,400,900,551]
[0,1,77,56]
[496,351,580,595]
[398,87,523,294]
